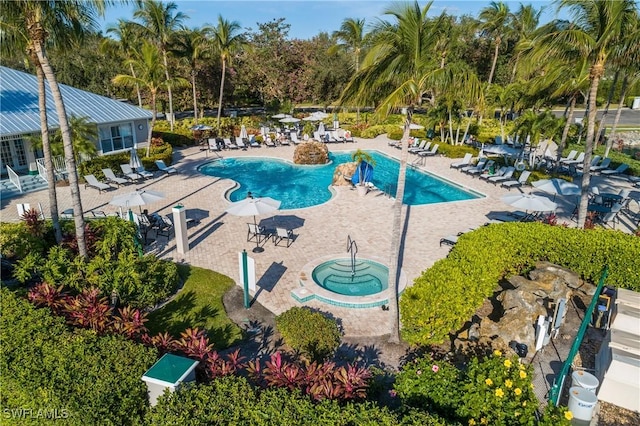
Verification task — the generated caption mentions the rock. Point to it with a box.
[480,312,537,353]
[499,285,547,315]
[532,261,583,289]
[293,141,329,165]
[332,162,357,186]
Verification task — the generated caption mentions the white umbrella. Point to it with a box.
[532,179,580,200]
[226,197,281,252]
[318,121,325,136]
[190,124,212,131]
[302,115,321,121]
[313,112,329,119]
[110,189,166,209]
[240,125,248,140]
[129,148,143,170]
[501,193,557,212]
[279,116,300,123]
[399,123,425,130]
[271,113,287,119]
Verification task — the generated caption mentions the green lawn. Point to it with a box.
[146,264,243,349]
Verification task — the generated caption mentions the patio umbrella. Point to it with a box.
[313,112,329,119]
[399,123,425,130]
[271,113,287,119]
[226,196,281,252]
[129,148,143,171]
[189,124,212,131]
[110,189,166,217]
[302,115,321,121]
[532,178,580,201]
[279,116,300,123]
[501,193,557,212]
[240,125,248,140]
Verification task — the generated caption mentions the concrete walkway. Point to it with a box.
[2,136,639,337]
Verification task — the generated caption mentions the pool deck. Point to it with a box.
[2,136,639,337]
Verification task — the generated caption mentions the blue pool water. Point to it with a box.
[198,151,481,209]
[312,258,389,297]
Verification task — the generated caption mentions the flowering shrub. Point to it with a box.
[394,351,571,425]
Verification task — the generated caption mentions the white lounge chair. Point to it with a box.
[290,133,301,144]
[466,159,494,175]
[84,174,112,192]
[102,168,128,186]
[450,153,473,169]
[223,138,238,149]
[501,170,531,189]
[155,160,177,174]
[417,143,439,157]
[120,164,143,181]
[559,150,578,163]
[136,165,155,179]
[600,163,629,176]
[460,158,487,174]
[480,165,507,181]
[562,152,585,166]
[409,140,428,154]
[235,138,247,149]
[264,137,276,148]
[488,167,515,185]
[591,158,611,172]
[208,138,221,152]
[17,203,31,218]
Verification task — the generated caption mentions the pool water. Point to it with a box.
[312,258,389,297]
[198,151,481,209]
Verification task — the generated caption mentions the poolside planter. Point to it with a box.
[141,353,199,406]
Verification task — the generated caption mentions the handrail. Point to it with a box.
[346,235,358,277]
[7,165,22,193]
[36,158,47,183]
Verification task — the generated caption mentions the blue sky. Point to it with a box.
[102,1,560,40]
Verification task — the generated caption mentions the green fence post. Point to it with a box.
[242,249,250,309]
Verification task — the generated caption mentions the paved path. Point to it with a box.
[2,136,639,337]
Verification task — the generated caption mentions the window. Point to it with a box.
[99,123,134,153]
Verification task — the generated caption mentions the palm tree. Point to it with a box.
[133,0,187,132]
[509,4,542,82]
[478,1,511,85]
[332,18,368,123]
[171,27,209,123]
[1,1,107,257]
[540,0,637,228]
[339,0,440,343]
[104,19,144,107]
[205,15,244,132]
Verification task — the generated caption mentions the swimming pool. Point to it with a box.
[198,151,482,209]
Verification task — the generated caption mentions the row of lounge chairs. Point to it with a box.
[560,151,631,176]
[392,139,440,157]
[450,156,531,189]
[84,160,176,192]
[313,131,355,143]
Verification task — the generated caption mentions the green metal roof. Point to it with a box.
[142,353,199,386]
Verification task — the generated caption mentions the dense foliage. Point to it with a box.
[78,142,174,180]
[0,289,157,425]
[275,307,342,361]
[147,375,449,426]
[401,223,640,345]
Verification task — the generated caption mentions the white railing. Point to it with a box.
[7,165,22,193]
[36,158,47,183]
[53,155,66,173]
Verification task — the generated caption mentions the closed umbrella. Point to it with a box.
[501,193,557,212]
[318,121,325,136]
[129,148,143,171]
[532,178,580,201]
[240,125,248,140]
[226,196,281,252]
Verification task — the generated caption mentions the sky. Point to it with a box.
[101,0,562,40]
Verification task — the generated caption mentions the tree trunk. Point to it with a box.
[217,58,227,131]
[35,61,62,243]
[605,73,629,157]
[554,95,576,174]
[510,51,521,83]
[448,110,454,145]
[387,108,411,344]
[461,111,474,144]
[192,69,198,124]
[487,38,500,85]
[596,70,619,148]
[35,43,87,257]
[577,64,603,228]
[162,49,174,131]
[130,62,142,108]
[146,90,157,158]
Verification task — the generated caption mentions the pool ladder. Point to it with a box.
[346,235,358,277]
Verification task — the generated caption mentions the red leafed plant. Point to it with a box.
[61,224,100,256]
[28,282,69,315]
[63,288,111,333]
[111,306,148,339]
[146,332,178,353]
[21,208,45,237]
[204,349,245,379]
[175,328,214,361]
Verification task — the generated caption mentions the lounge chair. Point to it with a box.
[84,174,112,192]
[264,137,276,148]
[313,131,322,142]
[559,150,578,163]
[155,160,177,174]
[460,158,487,174]
[120,164,143,181]
[279,136,290,146]
[343,131,354,143]
[590,157,611,172]
[439,227,476,247]
[249,135,261,148]
[500,170,531,189]
[417,143,439,157]
[102,168,128,186]
[17,203,31,218]
[156,215,174,238]
[409,140,428,154]
[600,163,629,176]
[291,133,302,145]
[208,138,221,152]
[480,165,507,181]
[562,152,585,166]
[273,227,294,247]
[466,160,494,176]
[223,138,238,149]
[488,167,515,185]
[236,138,247,149]
[450,153,473,169]
[577,155,602,171]
[136,165,155,179]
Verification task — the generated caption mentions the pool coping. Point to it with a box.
[294,253,408,309]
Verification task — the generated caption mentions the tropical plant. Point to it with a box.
[133,0,187,131]
[350,149,376,188]
[29,115,99,159]
[205,15,245,131]
[170,27,209,123]
[104,19,144,107]
[174,327,214,361]
[478,1,511,85]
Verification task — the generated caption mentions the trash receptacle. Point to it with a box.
[567,387,598,421]
[571,370,599,392]
[631,97,640,110]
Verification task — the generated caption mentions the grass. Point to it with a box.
[146,264,243,349]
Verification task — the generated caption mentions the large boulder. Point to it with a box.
[293,141,329,165]
[332,162,357,186]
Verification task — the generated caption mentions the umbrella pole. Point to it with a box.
[252,215,264,253]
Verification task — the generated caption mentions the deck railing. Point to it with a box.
[7,165,22,193]
[36,158,47,183]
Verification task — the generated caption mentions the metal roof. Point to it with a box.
[0,66,152,137]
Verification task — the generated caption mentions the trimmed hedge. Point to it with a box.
[78,143,173,180]
[275,307,342,362]
[400,223,640,346]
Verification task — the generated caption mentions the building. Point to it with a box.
[0,66,152,178]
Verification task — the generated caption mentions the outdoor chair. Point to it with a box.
[577,155,602,171]
[417,143,439,157]
[247,223,270,244]
[409,140,428,154]
[343,131,354,143]
[156,215,174,238]
[223,138,238,149]
[16,203,31,219]
[279,136,290,146]
[460,158,487,174]
[273,227,294,247]
[600,163,629,176]
[102,168,128,186]
[135,165,155,179]
[120,164,143,181]
[290,133,302,145]
[465,160,494,175]
[559,150,578,163]
[480,165,507,181]
[235,137,247,149]
[264,137,276,148]
[561,152,585,166]
[92,210,108,218]
[488,167,516,185]
[84,174,112,193]
[208,138,221,152]
[500,170,531,189]
[155,160,177,174]
[249,135,261,148]
[450,153,473,169]
[412,141,432,154]
[590,158,611,173]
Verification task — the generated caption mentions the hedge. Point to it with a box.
[0,289,157,425]
[78,142,173,180]
[275,307,342,362]
[400,223,640,346]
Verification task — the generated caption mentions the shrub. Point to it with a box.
[276,307,342,362]
[400,223,640,346]
[78,142,173,178]
[361,125,389,139]
[436,144,477,159]
[0,221,53,259]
